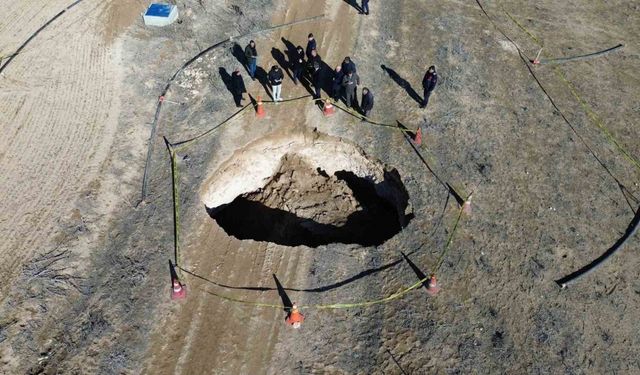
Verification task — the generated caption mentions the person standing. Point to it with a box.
[268,65,284,101]
[231,68,246,108]
[342,70,360,109]
[421,65,437,109]
[361,0,370,15]
[332,65,344,101]
[360,87,374,119]
[244,40,258,80]
[341,56,357,75]
[306,33,317,60]
[309,49,323,99]
[292,46,305,85]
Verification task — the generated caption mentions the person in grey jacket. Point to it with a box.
[342,70,360,109]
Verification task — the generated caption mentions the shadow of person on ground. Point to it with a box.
[381,64,423,105]
[271,47,292,80]
[218,67,232,91]
[254,66,272,100]
[401,252,429,290]
[231,43,248,74]
[342,0,363,13]
[273,274,293,312]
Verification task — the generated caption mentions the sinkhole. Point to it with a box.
[201,131,413,247]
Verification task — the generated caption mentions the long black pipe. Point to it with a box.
[556,207,640,288]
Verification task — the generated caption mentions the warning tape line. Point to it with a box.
[477,1,640,287]
[187,211,465,310]
[140,13,327,203]
[172,94,313,151]
[499,5,640,173]
[162,95,470,309]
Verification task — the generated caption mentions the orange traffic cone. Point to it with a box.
[413,127,422,146]
[255,95,266,118]
[426,274,440,296]
[463,194,473,216]
[285,303,305,329]
[323,99,335,117]
[171,279,186,300]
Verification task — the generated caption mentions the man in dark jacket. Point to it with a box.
[306,33,317,60]
[342,70,360,109]
[341,56,356,75]
[332,65,344,101]
[292,46,305,85]
[268,65,284,101]
[231,68,246,107]
[421,65,437,109]
[308,49,323,99]
[244,40,258,80]
[360,87,374,119]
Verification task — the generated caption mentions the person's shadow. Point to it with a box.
[218,67,238,104]
[381,64,423,105]
[218,67,232,90]
[343,0,363,13]
[271,47,292,80]
[255,66,272,100]
[231,43,248,74]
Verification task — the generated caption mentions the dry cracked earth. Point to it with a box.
[1,0,639,374]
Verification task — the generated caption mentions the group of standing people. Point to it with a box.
[229,30,438,116]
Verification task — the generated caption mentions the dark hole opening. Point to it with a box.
[207,167,413,247]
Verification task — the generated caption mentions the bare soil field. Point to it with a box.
[1,0,639,374]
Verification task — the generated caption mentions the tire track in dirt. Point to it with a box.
[0,0,122,297]
[142,1,365,373]
[0,0,70,54]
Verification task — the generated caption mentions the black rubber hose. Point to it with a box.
[555,207,640,288]
[537,44,624,65]
[139,38,231,204]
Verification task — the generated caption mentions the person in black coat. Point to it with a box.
[360,87,374,119]
[308,49,323,99]
[244,40,258,80]
[231,68,246,107]
[341,56,356,75]
[421,65,437,109]
[268,65,284,101]
[332,65,344,101]
[292,46,305,85]
[306,33,317,60]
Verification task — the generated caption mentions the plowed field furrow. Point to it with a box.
[0,1,120,298]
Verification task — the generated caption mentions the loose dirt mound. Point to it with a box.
[211,153,411,246]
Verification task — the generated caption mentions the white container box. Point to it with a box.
[143,3,178,27]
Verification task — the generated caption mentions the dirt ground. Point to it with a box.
[1,0,639,374]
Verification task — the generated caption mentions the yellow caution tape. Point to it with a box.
[165,92,469,310]
[500,4,640,172]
